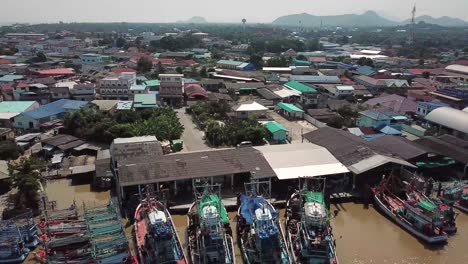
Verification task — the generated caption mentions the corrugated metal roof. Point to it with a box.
[217,60,244,66]
[425,107,468,134]
[289,75,341,84]
[264,121,288,133]
[277,102,304,113]
[23,99,88,119]
[284,81,317,93]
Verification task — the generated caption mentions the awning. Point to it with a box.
[51,153,64,164]
[348,154,416,175]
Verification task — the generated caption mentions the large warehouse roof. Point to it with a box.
[425,107,468,134]
[254,144,348,180]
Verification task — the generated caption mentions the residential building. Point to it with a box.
[71,83,96,101]
[129,84,149,100]
[133,94,158,109]
[363,94,418,114]
[159,74,184,107]
[289,75,341,84]
[33,68,75,77]
[98,72,137,100]
[80,53,111,73]
[14,99,88,130]
[358,110,406,130]
[0,101,39,127]
[50,86,71,101]
[216,60,255,71]
[0,128,14,141]
[234,102,268,119]
[416,102,447,118]
[276,102,305,120]
[264,121,288,143]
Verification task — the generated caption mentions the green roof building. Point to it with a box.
[133,94,158,109]
[264,121,288,143]
[284,81,317,94]
[277,102,305,120]
[292,59,311,66]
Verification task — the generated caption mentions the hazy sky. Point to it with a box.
[3,0,468,23]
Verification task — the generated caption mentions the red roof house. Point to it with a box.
[112,68,137,74]
[33,68,75,77]
[0,59,12,65]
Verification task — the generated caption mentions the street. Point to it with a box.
[175,108,212,152]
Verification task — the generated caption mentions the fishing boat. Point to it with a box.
[237,181,291,264]
[187,184,235,264]
[134,193,186,264]
[0,221,30,264]
[7,210,39,249]
[285,177,339,264]
[404,180,457,235]
[439,181,468,213]
[373,174,448,244]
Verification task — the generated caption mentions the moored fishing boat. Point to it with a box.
[404,180,457,235]
[187,184,235,264]
[237,182,291,264]
[439,181,468,213]
[373,174,448,244]
[0,221,30,264]
[285,178,338,264]
[134,193,186,264]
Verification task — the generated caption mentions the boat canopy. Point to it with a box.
[304,192,324,204]
[198,194,229,224]
[418,199,437,211]
[240,195,277,225]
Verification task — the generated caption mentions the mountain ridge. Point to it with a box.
[272,11,468,27]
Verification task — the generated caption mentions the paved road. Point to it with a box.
[269,111,317,143]
[175,108,211,152]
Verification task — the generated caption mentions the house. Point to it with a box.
[71,83,96,101]
[216,60,255,71]
[283,81,317,94]
[50,86,71,101]
[358,110,406,130]
[98,72,137,100]
[159,74,184,107]
[0,128,14,141]
[33,68,75,77]
[234,102,268,119]
[201,79,225,92]
[292,59,311,67]
[0,75,24,83]
[91,100,120,112]
[133,94,158,109]
[264,121,288,143]
[354,66,377,76]
[129,84,149,100]
[416,102,448,118]
[143,80,160,91]
[276,102,304,120]
[14,99,88,130]
[353,75,385,90]
[0,101,40,127]
[307,108,341,123]
[185,84,207,100]
[425,107,468,140]
[363,94,418,114]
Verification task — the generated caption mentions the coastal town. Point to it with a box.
[0,9,468,264]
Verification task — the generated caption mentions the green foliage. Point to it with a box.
[0,140,23,160]
[30,52,47,63]
[266,56,289,67]
[249,53,264,69]
[9,158,46,211]
[192,101,231,123]
[296,54,307,61]
[64,107,184,143]
[150,35,202,51]
[200,66,207,78]
[176,66,183,74]
[205,118,267,147]
[116,37,127,48]
[137,57,153,73]
[356,57,374,67]
[337,105,359,119]
[326,116,344,129]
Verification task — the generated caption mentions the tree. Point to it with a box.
[9,158,46,212]
[116,37,127,48]
[296,54,307,61]
[418,58,425,66]
[176,66,183,74]
[266,57,289,67]
[0,140,23,160]
[326,116,344,129]
[31,51,47,63]
[200,66,207,78]
[307,39,321,51]
[137,57,153,73]
[249,53,264,69]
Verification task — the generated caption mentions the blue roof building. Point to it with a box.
[14,99,88,130]
[355,66,377,76]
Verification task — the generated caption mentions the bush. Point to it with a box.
[0,140,23,160]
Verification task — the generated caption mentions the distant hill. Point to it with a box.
[176,16,207,24]
[272,11,397,27]
[401,15,468,27]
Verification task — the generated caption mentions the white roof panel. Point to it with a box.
[425,107,468,134]
[235,102,268,112]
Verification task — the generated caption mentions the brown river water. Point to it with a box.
[43,181,468,264]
